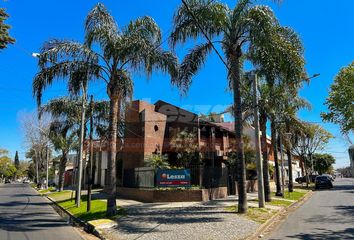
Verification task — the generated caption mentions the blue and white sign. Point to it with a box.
[156,169,191,187]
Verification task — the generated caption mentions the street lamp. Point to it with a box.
[32,52,40,58]
[305,73,320,81]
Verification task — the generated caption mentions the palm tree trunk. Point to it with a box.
[58,151,68,192]
[260,110,271,202]
[106,96,119,217]
[285,122,293,192]
[231,51,247,213]
[271,120,282,196]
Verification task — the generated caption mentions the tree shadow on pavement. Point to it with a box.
[0,217,70,232]
[271,228,354,240]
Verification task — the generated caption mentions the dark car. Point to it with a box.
[315,175,333,190]
[295,175,318,184]
[4,179,10,184]
[295,176,306,184]
[323,174,334,182]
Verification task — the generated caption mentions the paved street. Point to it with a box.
[266,178,354,240]
[0,183,83,240]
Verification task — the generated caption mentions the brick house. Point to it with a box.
[86,99,301,188]
[122,100,240,170]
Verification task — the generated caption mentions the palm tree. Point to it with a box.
[49,121,78,191]
[170,0,283,213]
[33,3,178,216]
[278,95,311,192]
[249,24,306,198]
[42,97,110,192]
[41,98,82,191]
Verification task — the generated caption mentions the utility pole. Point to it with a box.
[279,134,285,197]
[76,83,87,207]
[87,95,94,212]
[252,73,265,208]
[46,145,49,189]
[35,149,39,185]
[285,130,294,193]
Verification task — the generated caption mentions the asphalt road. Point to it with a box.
[0,183,83,240]
[266,178,354,240]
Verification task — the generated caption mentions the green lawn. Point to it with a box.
[226,205,277,224]
[272,190,308,201]
[250,198,293,207]
[57,196,125,222]
[294,183,315,191]
[38,187,56,195]
[267,199,292,207]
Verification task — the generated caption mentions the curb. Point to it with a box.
[32,187,106,240]
[46,196,106,240]
[245,190,314,240]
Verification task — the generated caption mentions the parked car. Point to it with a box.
[322,174,334,181]
[295,176,306,184]
[48,180,56,187]
[295,175,318,184]
[4,179,11,184]
[315,175,334,190]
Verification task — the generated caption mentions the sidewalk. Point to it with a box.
[50,189,300,240]
[98,193,279,240]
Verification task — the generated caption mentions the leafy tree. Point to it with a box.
[19,111,51,184]
[170,0,282,213]
[290,122,333,184]
[0,8,15,50]
[228,135,256,167]
[15,161,30,179]
[322,61,354,134]
[0,149,16,179]
[312,153,335,175]
[170,128,199,167]
[26,161,36,180]
[34,3,178,216]
[144,154,170,169]
[14,150,19,170]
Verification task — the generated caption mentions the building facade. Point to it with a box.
[82,99,302,188]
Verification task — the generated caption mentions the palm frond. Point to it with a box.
[176,42,213,93]
[85,3,120,48]
[124,16,162,45]
[33,61,99,106]
[39,39,98,68]
[170,0,228,47]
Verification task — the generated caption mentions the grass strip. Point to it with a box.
[225,205,277,224]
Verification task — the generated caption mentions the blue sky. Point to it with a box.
[0,0,353,167]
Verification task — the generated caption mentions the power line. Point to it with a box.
[180,0,253,97]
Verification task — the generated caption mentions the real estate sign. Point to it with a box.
[156,169,191,187]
